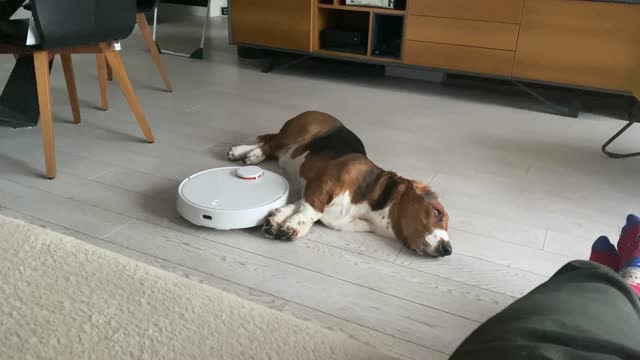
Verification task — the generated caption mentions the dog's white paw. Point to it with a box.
[243,148,266,165]
[227,144,259,162]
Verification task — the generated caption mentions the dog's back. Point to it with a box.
[258,111,366,161]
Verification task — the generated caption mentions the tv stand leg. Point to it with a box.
[262,54,311,74]
[513,80,580,118]
[602,97,640,159]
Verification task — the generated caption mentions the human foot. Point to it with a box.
[590,236,620,271]
[617,214,640,296]
[617,214,640,270]
[620,258,640,296]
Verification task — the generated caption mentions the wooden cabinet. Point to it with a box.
[407,0,524,24]
[513,0,640,92]
[404,5,520,77]
[405,16,519,51]
[230,0,640,93]
[405,41,514,77]
[230,0,313,52]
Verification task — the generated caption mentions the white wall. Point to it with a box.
[157,1,227,19]
[208,0,227,16]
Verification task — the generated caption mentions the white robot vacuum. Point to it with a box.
[177,166,289,230]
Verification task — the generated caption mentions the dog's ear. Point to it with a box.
[410,181,438,202]
[422,190,438,202]
[410,181,429,193]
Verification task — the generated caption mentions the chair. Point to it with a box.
[97,0,173,111]
[0,0,155,179]
[601,72,640,159]
[152,0,212,59]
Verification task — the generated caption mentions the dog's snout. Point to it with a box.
[440,241,453,257]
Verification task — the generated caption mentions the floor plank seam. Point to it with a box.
[390,260,525,299]
[280,301,451,358]
[88,168,112,180]
[448,225,544,250]
[185,231,485,324]
[100,220,135,240]
[304,234,403,264]
[392,250,403,264]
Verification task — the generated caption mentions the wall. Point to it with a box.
[207,0,227,16]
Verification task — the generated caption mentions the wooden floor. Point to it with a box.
[1,18,639,360]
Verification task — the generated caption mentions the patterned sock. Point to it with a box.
[620,258,640,296]
[617,214,640,269]
[590,236,620,271]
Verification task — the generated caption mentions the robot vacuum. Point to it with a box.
[177,166,289,230]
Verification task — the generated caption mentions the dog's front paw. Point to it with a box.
[274,225,298,241]
[243,148,266,165]
[227,147,243,161]
[262,217,279,239]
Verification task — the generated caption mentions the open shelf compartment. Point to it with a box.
[339,0,406,11]
[317,8,371,55]
[370,13,404,60]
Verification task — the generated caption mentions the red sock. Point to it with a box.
[628,283,640,296]
[617,215,640,296]
[617,214,640,271]
[590,236,620,271]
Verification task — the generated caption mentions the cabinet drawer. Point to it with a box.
[231,0,313,52]
[513,0,640,91]
[404,41,514,76]
[406,16,519,51]
[407,0,524,23]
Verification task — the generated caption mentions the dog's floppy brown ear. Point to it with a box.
[410,181,429,194]
[389,183,429,250]
[410,181,438,202]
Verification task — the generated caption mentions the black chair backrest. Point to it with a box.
[160,0,209,7]
[0,0,26,20]
[137,0,159,13]
[30,0,136,49]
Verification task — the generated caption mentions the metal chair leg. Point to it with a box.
[152,0,211,59]
[602,99,640,159]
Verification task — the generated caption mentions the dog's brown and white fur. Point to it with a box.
[227,111,452,257]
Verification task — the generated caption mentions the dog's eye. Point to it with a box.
[434,209,442,217]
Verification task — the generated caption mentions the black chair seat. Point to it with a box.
[0,54,41,128]
[137,0,159,13]
[160,0,209,7]
[0,0,26,19]
[0,18,28,44]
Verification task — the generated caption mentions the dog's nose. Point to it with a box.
[440,241,453,256]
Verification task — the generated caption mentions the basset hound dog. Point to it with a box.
[227,111,451,257]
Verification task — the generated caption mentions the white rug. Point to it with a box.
[0,215,394,360]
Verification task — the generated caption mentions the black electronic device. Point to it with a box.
[321,29,367,55]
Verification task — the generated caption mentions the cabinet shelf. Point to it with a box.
[317,3,405,15]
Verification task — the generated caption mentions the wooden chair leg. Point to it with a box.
[96,54,109,111]
[106,62,113,81]
[34,51,56,179]
[60,54,81,124]
[100,42,155,143]
[137,13,173,92]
